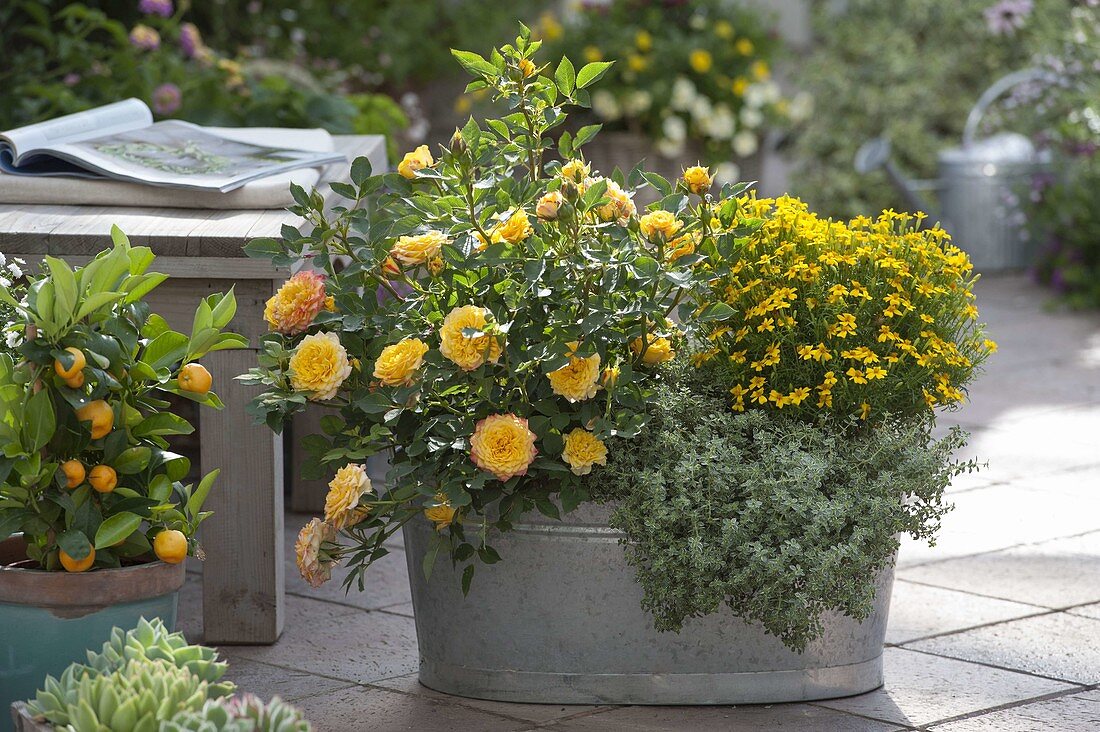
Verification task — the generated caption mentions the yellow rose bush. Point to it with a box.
[242,32,717,592]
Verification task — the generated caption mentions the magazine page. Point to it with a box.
[26,120,345,192]
[0,99,153,177]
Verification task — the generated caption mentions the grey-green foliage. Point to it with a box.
[83,617,229,684]
[587,375,976,652]
[160,701,254,732]
[156,695,311,732]
[790,0,1060,219]
[29,657,230,732]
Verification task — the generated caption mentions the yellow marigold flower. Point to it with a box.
[539,11,563,41]
[830,312,857,338]
[518,58,537,78]
[639,210,683,241]
[628,54,648,72]
[290,332,353,401]
[769,389,789,408]
[983,339,998,353]
[490,210,533,245]
[751,60,770,80]
[324,463,372,529]
[736,38,755,55]
[865,366,887,380]
[715,20,735,39]
[536,190,564,221]
[682,165,713,195]
[470,413,538,482]
[439,305,502,371]
[295,518,337,588]
[373,337,429,386]
[788,387,811,405]
[547,342,601,402]
[689,48,713,74]
[424,493,458,531]
[397,144,434,179]
[859,402,871,420]
[595,178,636,224]
[749,376,766,390]
[583,45,603,62]
[264,271,329,335]
[390,230,448,266]
[732,76,749,96]
[631,336,675,365]
[561,159,590,183]
[635,29,653,51]
[561,427,608,476]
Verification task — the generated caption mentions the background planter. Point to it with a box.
[0,536,186,732]
[404,502,894,705]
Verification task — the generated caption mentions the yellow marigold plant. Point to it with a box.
[242,30,720,591]
[692,195,996,422]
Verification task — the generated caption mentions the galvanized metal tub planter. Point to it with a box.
[0,536,186,732]
[404,503,894,705]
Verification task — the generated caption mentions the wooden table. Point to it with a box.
[0,135,387,644]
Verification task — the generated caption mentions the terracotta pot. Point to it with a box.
[0,536,185,732]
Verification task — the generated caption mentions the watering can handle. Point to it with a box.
[963,67,1059,147]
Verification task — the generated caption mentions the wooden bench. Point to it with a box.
[0,135,387,644]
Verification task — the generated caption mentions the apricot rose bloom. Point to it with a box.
[373,337,429,386]
[295,518,337,588]
[631,335,676,365]
[560,159,590,183]
[397,144,434,179]
[682,165,713,195]
[264,271,329,335]
[440,305,502,371]
[324,463,372,529]
[561,427,608,476]
[536,190,563,221]
[289,332,353,400]
[391,231,447,266]
[547,341,601,402]
[424,493,458,531]
[639,210,683,241]
[595,178,636,224]
[470,413,538,481]
[492,210,534,244]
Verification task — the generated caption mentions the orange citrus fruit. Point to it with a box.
[59,547,95,573]
[178,363,212,395]
[153,529,188,564]
[63,371,85,389]
[75,400,114,440]
[60,460,86,489]
[53,347,86,380]
[88,464,118,493]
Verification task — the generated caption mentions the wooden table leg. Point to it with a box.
[199,347,285,644]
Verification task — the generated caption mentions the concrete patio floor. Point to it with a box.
[178,274,1100,731]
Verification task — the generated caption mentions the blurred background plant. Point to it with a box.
[0,253,28,357]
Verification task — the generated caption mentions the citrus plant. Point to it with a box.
[0,227,246,571]
[242,29,731,591]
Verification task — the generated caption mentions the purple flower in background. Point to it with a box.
[984,0,1034,35]
[138,0,173,17]
[152,83,182,115]
[179,22,203,58]
[62,73,81,87]
[129,24,161,51]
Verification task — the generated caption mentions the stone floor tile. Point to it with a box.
[929,688,1100,731]
[372,673,610,724]
[1068,603,1100,620]
[885,580,1043,644]
[897,485,1100,568]
[291,684,527,732]
[815,647,1072,727]
[377,602,415,617]
[218,654,354,701]
[898,532,1100,608]
[906,612,1100,684]
[227,596,419,685]
[542,704,901,731]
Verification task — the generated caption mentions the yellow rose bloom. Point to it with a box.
[518,58,537,78]
[628,54,648,73]
[594,178,636,224]
[668,231,699,262]
[547,341,601,402]
[560,159,590,183]
[561,428,608,476]
[631,335,675,365]
[635,30,653,52]
[295,518,337,588]
[397,144,434,179]
[390,231,448,266]
[491,209,533,244]
[715,20,735,39]
[751,60,770,80]
[289,332,353,400]
[602,365,620,388]
[373,337,429,386]
[424,493,458,531]
[440,305,502,371]
[583,45,603,63]
[324,463,372,529]
[736,38,755,56]
[682,165,713,195]
[470,413,538,482]
[536,190,564,221]
[689,49,713,74]
[264,271,328,335]
[639,210,683,241]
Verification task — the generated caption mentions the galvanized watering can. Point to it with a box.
[855,69,1052,271]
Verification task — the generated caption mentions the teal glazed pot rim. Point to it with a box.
[0,535,185,618]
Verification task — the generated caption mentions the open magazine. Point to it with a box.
[0,99,346,193]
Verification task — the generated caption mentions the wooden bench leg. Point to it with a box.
[199,348,285,645]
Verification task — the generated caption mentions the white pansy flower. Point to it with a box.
[591,90,622,120]
[705,105,736,140]
[662,115,687,143]
[690,96,713,123]
[670,77,696,111]
[657,137,686,158]
[733,131,759,158]
[788,92,815,122]
[714,162,741,185]
[623,90,652,115]
[741,107,764,129]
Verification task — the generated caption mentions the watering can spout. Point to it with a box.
[854,137,939,218]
